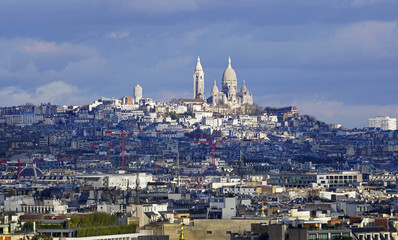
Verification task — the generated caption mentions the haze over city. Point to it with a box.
[1,0,398,128]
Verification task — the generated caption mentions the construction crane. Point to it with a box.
[194,140,218,168]
[107,142,118,162]
[195,138,265,169]
[106,130,126,170]
[121,130,125,170]
[17,159,21,183]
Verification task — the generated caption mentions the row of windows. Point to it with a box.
[327,175,357,179]
[308,232,350,240]
[21,206,55,213]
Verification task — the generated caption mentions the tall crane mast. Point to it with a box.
[121,130,125,170]
[17,159,21,183]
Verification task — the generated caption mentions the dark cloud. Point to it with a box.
[0,0,397,127]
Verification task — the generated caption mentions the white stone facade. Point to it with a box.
[205,57,253,108]
[369,116,397,130]
[193,56,205,100]
[134,84,143,103]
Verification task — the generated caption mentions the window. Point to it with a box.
[207,231,212,234]
[318,233,328,240]
[308,234,317,240]
[331,233,341,239]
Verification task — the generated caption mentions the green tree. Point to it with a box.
[22,221,34,231]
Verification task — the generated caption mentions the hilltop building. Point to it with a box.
[369,116,396,130]
[193,57,253,108]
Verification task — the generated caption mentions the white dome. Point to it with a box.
[211,80,219,94]
[222,57,237,82]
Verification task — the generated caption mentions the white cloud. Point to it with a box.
[211,20,398,69]
[293,96,398,128]
[183,28,208,45]
[35,81,80,102]
[159,90,191,102]
[350,0,392,7]
[106,31,130,39]
[0,87,32,106]
[22,41,59,54]
[256,94,398,129]
[151,56,192,72]
[332,21,398,60]
[0,81,88,106]
[0,38,105,85]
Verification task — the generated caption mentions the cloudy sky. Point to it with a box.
[1,0,398,128]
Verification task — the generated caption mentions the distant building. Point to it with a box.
[193,57,205,100]
[207,196,236,219]
[134,84,143,103]
[369,116,396,130]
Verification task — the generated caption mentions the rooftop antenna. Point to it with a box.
[239,149,243,193]
[121,130,125,170]
[135,156,140,204]
[177,145,180,191]
[17,159,21,183]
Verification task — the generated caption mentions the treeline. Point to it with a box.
[77,224,136,237]
[69,212,117,228]
[22,221,63,231]
[22,213,137,237]
[71,213,137,237]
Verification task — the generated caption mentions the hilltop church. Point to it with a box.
[193,57,253,109]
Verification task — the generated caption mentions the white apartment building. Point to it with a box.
[369,116,396,130]
[4,196,67,214]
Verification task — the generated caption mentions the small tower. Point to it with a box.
[260,200,266,217]
[179,225,185,240]
[193,56,205,100]
[134,84,142,103]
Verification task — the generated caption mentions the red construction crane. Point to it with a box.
[17,159,21,183]
[211,142,216,168]
[195,140,217,168]
[121,130,125,170]
[195,138,265,169]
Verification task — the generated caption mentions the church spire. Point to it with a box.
[195,56,203,71]
[228,57,231,68]
[193,56,204,100]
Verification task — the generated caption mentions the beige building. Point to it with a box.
[161,218,270,240]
